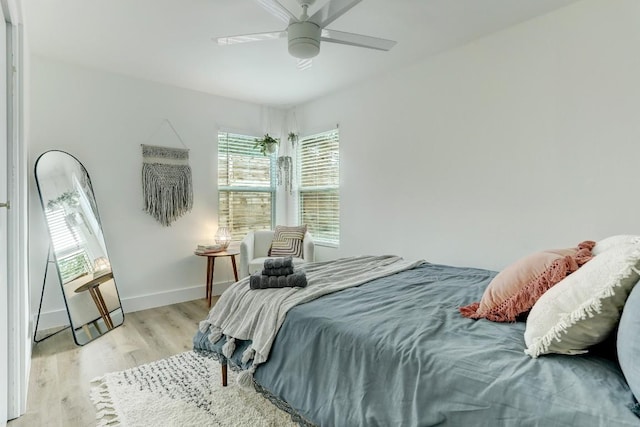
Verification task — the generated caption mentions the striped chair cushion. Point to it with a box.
[268,225,307,258]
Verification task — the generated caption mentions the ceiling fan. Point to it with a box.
[215,0,397,67]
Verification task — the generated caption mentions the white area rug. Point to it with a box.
[90,351,296,426]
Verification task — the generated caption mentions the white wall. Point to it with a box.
[298,0,640,271]
[29,0,640,326]
[29,56,284,328]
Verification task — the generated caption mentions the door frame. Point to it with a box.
[0,5,9,424]
[1,0,28,422]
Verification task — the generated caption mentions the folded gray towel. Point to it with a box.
[249,271,308,290]
[261,266,294,276]
[263,256,293,270]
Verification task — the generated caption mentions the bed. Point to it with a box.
[193,254,640,426]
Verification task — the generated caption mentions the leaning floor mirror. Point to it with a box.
[34,150,124,345]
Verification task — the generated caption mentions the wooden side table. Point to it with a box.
[195,250,239,307]
[74,271,115,330]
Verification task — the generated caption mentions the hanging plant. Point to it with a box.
[288,132,299,147]
[254,133,279,156]
[277,156,293,195]
[47,190,80,211]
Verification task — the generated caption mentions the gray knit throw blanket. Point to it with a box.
[142,144,193,226]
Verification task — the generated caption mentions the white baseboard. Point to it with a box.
[211,281,233,297]
[33,281,234,331]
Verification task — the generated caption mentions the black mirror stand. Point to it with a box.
[33,247,70,343]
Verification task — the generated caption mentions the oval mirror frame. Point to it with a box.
[34,150,124,345]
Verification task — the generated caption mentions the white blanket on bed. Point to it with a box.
[199,255,425,367]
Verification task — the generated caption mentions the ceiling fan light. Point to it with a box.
[288,21,321,59]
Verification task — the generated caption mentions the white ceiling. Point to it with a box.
[24,0,580,107]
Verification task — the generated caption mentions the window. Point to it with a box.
[298,129,340,246]
[218,132,275,241]
[45,208,92,282]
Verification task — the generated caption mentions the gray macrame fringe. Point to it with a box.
[141,145,193,226]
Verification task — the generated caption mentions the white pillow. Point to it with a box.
[524,241,640,358]
[592,235,640,256]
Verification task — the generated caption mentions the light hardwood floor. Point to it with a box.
[8,298,213,427]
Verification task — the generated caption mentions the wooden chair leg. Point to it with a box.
[82,324,93,339]
[208,258,216,308]
[221,363,228,387]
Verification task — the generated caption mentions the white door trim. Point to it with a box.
[1,0,28,422]
[0,5,9,424]
[6,20,28,420]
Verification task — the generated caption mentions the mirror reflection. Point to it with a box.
[35,150,124,345]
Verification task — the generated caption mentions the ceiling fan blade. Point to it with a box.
[215,31,287,46]
[297,58,313,71]
[321,29,396,51]
[255,0,299,23]
[309,0,362,28]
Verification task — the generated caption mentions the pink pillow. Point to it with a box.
[459,240,595,322]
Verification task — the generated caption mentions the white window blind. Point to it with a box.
[45,208,92,282]
[218,132,275,240]
[298,129,340,246]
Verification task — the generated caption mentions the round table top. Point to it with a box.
[74,271,114,293]
[194,249,239,257]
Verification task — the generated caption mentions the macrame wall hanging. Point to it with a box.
[141,120,193,226]
[277,156,293,195]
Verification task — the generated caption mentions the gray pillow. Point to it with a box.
[618,281,640,403]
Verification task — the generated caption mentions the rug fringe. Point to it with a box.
[90,378,122,426]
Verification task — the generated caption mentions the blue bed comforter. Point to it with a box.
[194,262,640,426]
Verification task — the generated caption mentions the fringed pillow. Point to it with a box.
[524,238,640,358]
[593,234,640,256]
[459,241,595,322]
[268,225,307,258]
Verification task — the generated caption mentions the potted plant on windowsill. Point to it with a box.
[254,133,279,156]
